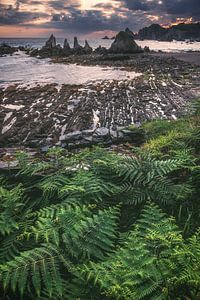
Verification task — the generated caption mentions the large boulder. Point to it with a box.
[109,30,143,54]
[84,40,93,54]
[45,34,56,48]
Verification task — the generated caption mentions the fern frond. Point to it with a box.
[0,234,22,263]
[0,244,63,297]
[38,174,69,199]
[62,206,120,260]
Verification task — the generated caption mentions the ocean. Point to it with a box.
[1,37,200,52]
[0,38,199,88]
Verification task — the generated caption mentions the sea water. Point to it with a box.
[0,51,142,88]
[0,37,200,52]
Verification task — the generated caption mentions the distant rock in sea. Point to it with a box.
[102,36,110,40]
[30,29,148,59]
[109,30,143,54]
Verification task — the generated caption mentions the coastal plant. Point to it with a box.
[0,110,200,299]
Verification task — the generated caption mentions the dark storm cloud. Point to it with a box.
[121,0,162,12]
[93,3,114,10]
[122,0,200,18]
[0,3,48,25]
[48,0,81,11]
[164,0,200,18]
[0,0,199,34]
[122,0,151,11]
[46,8,150,34]
[50,10,126,33]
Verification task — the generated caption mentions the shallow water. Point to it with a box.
[0,37,200,53]
[0,52,141,88]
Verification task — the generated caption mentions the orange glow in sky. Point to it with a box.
[0,26,62,38]
[0,0,197,37]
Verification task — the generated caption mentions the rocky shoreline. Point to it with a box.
[26,29,145,59]
[0,52,199,150]
[0,28,200,150]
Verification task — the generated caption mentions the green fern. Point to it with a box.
[0,244,64,297]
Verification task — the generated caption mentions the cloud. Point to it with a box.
[48,0,81,11]
[0,0,199,35]
[164,0,200,18]
[122,0,151,11]
[122,0,200,18]
[45,6,152,34]
[0,3,48,25]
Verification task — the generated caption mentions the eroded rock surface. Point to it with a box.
[0,44,17,57]
[0,55,199,149]
[84,40,93,54]
[109,30,143,54]
[45,34,56,48]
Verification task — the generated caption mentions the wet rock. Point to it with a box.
[99,54,131,61]
[109,30,143,54]
[63,38,71,51]
[94,46,108,55]
[144,46,150,52]
[63,39,72,56]
[94,127,109,136]
[73,37,83,53]
[60,131,82,142]
[28,48,39,57]
[0,54,199,149]
[0,44,17,56]
[125,27,135,38]
[84,40,93,54]
[45,34,56,48]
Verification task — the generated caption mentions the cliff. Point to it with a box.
[134,22,200,41]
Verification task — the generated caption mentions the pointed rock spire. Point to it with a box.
[125,27,135,38]
[84,40,93,53]
[63,38,71,50]
[73,37,82,50]
[45,34,56,48]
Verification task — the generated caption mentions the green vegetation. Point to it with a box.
[0,101,200,299]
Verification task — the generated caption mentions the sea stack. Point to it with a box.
[73,37,82,51]
[109,30,143,54]
[84,40,93,54]
[63,38,71,50]
[125,27,135,38]
[45,34,56,48]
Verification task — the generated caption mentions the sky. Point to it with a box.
[0,0,199,37]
